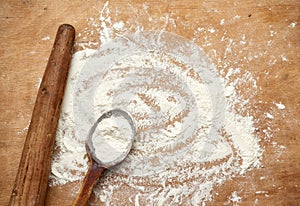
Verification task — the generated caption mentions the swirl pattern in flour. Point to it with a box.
[93,51,219,176]
[50,31,262,205]
[73,31,228,176]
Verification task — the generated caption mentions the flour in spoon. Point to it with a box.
[91,115,133,165]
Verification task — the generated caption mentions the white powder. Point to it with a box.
[99,1,113,44]
[220,19,225,25]
[229,191,242,205]
[265,112,274,119]
[41,36,50,41]
[113,21,125,31]
[89,115,133,165]
[46,2,282,204]
[275,102,285,110]
[50,49,96,185]
[51,31,262,205]
[288,22,297,28]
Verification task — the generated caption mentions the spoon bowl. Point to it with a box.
[72,109,136,206]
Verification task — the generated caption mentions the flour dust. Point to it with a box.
[46,1,291,205]
[50,31,262,205]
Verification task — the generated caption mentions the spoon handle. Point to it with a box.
[72,160,104,206]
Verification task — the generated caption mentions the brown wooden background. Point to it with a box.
[0,0,299,205]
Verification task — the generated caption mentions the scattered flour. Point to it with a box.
[50,31,262,205]
[46,1,294,205]
[113,21,125,31]
[17,121,30,135]
[288,22,297,28]
[35,77,42,89]
[41,36,50,41]
[265,112,274,119]
[220,19,225,25]
[229,191,242,205]
[275,102,285,110]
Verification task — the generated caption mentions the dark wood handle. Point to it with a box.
[72,159,104,206]
[9,24,75,206]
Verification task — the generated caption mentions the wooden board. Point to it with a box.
[0,0,299,205]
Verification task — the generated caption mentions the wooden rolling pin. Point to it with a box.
[9,24,75,206]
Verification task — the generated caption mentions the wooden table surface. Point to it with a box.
[0,0,299,205]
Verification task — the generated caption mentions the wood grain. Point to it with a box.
[0,0,299,205]
[72,153,105,206]
[8,24,75,206]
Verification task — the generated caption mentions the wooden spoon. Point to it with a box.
[72,109,136,206]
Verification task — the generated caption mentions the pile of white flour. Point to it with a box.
[50,31,262,205]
